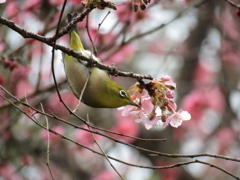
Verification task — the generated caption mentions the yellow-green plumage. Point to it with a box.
[63,13,138,108]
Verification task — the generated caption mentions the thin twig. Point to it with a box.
[36,44,44,91]
[50,0,79,121]
[86,13,98,55]
[0,79,66,110]
[1,94,239,180]
[93,10,111,54]
[3,85,240,166]
[51,8,94,40]
[87,114,125,180]
[0,85,165,142]
[73,71,90,112]
[41,104,55,180]
[2,85,240,166]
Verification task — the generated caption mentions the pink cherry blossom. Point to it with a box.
[167,99,177,111]
[159,75,176,89]
[118,96,161,130]
[162,111,191,128]
[118,76,189,129]
[165,89,175,98]
[144,116,160,130]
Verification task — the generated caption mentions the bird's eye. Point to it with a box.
[119,90,127,97]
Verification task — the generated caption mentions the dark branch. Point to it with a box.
[0,15,153,80]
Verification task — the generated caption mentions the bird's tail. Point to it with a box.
[67,13,84,51]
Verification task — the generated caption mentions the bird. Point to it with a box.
[62,13,139,108]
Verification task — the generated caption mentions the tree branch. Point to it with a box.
[0,15,153,80]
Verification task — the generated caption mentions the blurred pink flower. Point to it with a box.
[40,125,64,144]
[21,155,33,166]
[75,125,96,146]
[91,170,118,180]
[102,44,136,65]
[220,11,240,41]
[0,43,5,53]
[148,40,165,55]
[49,0,65,6]
[24,0,41,9]
[156,160,181,180]
[15,80,34,98]
[0,165,21,180]
[10,64,30,81]
[111,114,140,143]
[181,89,205,120]
[47,92,79,118]
[182,87,225,121]
[215,127,236,154]
[5,2,19,20]
[71,0,84,5]
[193,62,216,87]
[162,110,191,128]
[220,41,240,66]
[0,74,6,85]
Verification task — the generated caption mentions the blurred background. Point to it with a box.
[0,0,240,179]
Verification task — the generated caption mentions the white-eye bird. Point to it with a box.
[62,13,139,108]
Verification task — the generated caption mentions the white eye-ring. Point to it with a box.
[119,90,127,97]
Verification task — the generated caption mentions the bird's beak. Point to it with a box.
[130,100,140,108]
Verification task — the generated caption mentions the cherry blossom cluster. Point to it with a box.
[118,76,191,130]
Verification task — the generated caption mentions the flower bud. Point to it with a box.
[133,3,138,12]
[161,115,167,122]
[140,4,146,10]
[236,8,240,18]
[163,99,168,106]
